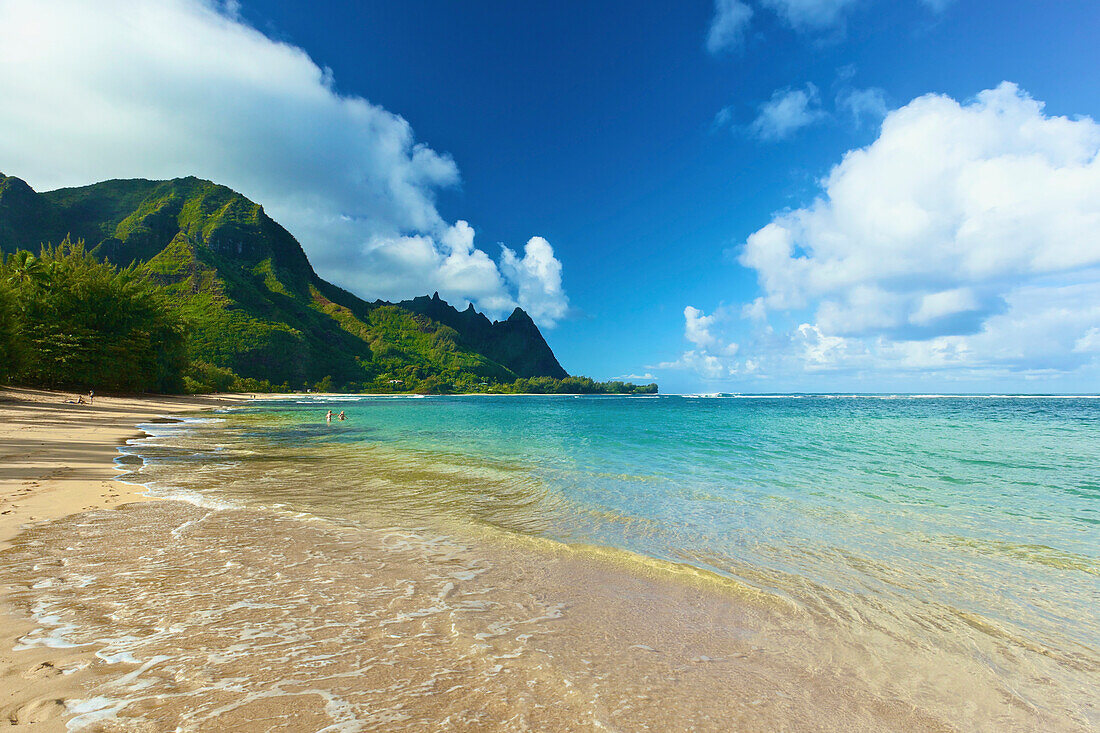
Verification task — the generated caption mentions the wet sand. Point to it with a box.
[3,497,1089,732]
[0,388,247,729]
[0,500,956,732]
[0,389,1094,731]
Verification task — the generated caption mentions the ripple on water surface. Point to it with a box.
[4,395,1098,730]
[5,500,1095,731]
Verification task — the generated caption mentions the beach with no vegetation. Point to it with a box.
[0,389,253,728]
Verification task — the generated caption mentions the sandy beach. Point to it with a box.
[0,391,1093,731]
[0,388,247,729]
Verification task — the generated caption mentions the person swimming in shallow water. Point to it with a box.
[326,410,333,423]
[338,411,346,421]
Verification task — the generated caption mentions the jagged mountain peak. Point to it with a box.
[0,173,570,388]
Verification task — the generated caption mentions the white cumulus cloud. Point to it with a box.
[365,221,521,314]
[684,306,718,347]
[732,82,1100,383]
[0,0,569,325]
[500,237,570,328]
[651,307,740,380]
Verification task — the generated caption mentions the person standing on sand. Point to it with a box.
[88,390,94,405]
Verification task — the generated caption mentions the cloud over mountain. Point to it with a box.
[501,237,570,328]
[0,0,569,325]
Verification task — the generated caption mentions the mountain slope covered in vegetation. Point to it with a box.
[0,174,654,394]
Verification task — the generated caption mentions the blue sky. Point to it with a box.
[1,0,1099,392]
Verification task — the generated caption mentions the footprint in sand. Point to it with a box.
[2,696,67,725]
[23,661,63,680]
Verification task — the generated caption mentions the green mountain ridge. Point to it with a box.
[396,293,567,380]
[0,173,594,393]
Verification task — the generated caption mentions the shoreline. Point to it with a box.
[0,387,250,729]
[0,390,1092,730]
[0,395,797,731]
[0,388,250,549]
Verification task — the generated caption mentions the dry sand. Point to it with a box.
[0,388,249,729]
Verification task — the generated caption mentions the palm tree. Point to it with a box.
[5,249,43,286]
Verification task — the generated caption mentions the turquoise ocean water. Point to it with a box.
[133,394,1099,661]
[7,392,1094,729]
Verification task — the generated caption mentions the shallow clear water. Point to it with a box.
[138,395,1100,653]
[5,394,1099,730]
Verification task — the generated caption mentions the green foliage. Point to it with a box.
[0,274,22,382]
[396,295,568,379]
[2,239,187,391]
[181,360,292,394]
[182,360,238,394]
[355,304,513,386]
[489,376,657,395]
[0,174,659,396]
